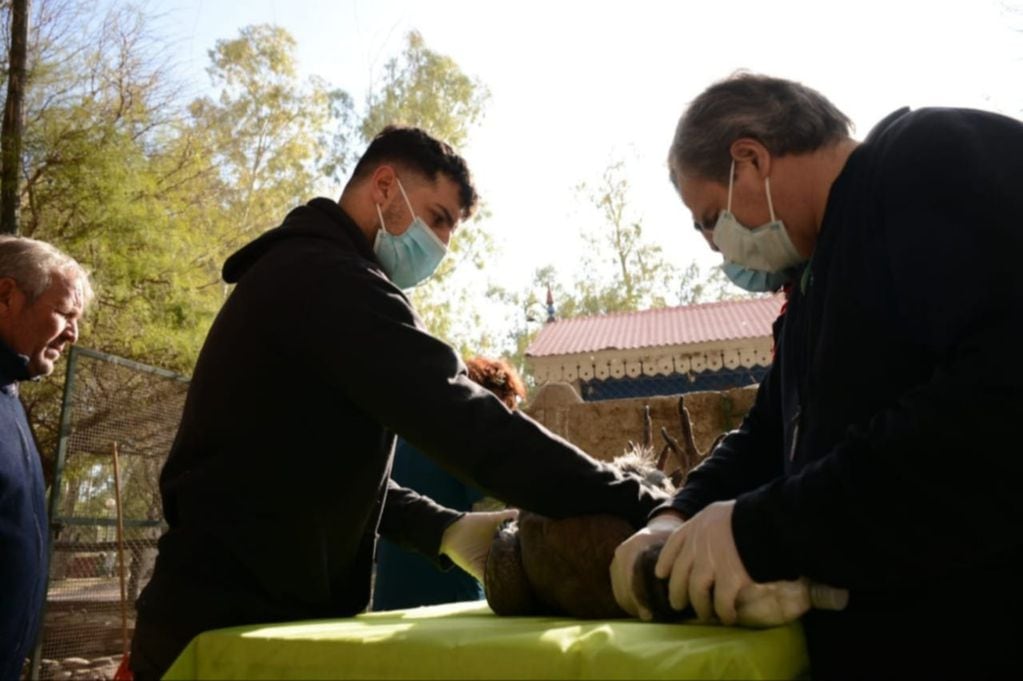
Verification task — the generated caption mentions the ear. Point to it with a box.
[729,138,772,179]
[0,277,18,316]
[368,164,398,205]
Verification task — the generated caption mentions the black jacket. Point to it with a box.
[666,108,1023,677]
[0,343,46,681]
[134,198,666,676]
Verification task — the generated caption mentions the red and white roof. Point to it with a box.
[526,295,784,358]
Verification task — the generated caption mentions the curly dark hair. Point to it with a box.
[465,356,526,410]
[351,125,479,219]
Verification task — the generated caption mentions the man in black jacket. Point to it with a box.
[131,126,669,679]
[610,73,1023,678]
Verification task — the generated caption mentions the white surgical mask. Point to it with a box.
[373,178,448,289]
[711,161,806,273]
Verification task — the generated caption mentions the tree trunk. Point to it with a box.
[1,0,29,235]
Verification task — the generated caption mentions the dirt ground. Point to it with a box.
[28,578,133,681]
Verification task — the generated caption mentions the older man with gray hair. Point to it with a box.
[611,73,1023,678]
[0,235,91,681]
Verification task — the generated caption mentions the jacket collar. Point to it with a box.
[0,339,30,393]
[222,198,378,284]
[307,198,377,261]
[865,107,912,144]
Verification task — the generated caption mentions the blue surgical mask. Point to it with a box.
[712,161,806,272]
[373,178,448,289]
[721,261,791,293]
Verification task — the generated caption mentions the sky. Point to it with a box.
[142,0,1023,332]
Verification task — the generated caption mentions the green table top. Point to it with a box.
[163,600,808,680]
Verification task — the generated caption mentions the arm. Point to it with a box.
[660,348,786,520]
[314,265,668,530]
[379,478,516,580]
[611,315,788,618]
[378,478,462,561]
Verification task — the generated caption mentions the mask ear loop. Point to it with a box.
[375,203,389,235]
[395,177,416,217]
[764,176,777,222]
[727,160,736,213]
[393,176,449,254]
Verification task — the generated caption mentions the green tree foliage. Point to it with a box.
[12,2,224,372]
[188,24,355,248]
[359,31,495,354]
[5,1,228,482]
[485,268,557,387]
[1,5,495,476]
[568,158,737,316]
[490,158,751,378]
[360,31,487,150]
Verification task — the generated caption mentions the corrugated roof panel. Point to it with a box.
[526,295,784,357]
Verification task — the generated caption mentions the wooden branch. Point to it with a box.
[642,404,652,450]
[659,426,685,482]
[676,395,702,481]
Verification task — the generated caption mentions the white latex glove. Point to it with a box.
[809,582,850,611]
[735,580,811,627]
[655,500,751,625]
[610,512,685,620]
[656,501,851,626]
[439,509,519,582]
[735,578,850,627]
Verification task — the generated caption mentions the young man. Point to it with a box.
[132,126,668,679]
[0,236,91,680]
[611,73,1023,678]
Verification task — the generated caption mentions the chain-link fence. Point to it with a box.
[29,347,188,680]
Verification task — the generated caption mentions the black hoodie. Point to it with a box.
[133,198,667,676]
[667,108,1023,677]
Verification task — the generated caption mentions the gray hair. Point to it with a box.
[0,235,94,304]
[668,72,853,186]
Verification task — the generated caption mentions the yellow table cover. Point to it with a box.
[163,600,808,680]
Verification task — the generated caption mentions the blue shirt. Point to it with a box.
[0,342,47,680]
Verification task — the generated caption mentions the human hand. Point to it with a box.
[440,509,519,582]
[610,512,685,620]
[654,500,752,625]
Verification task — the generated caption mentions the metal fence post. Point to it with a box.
[29,345,80,680]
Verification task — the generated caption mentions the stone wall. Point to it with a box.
[524,383,759,468]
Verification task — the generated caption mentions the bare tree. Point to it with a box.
[0,0,28,234]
